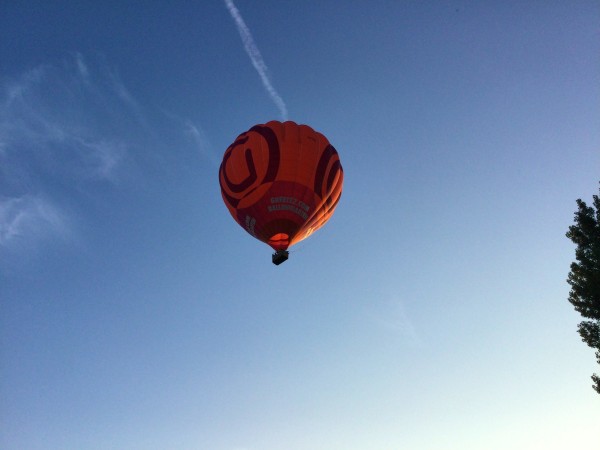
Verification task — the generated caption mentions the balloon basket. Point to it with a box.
[272,250,289,265]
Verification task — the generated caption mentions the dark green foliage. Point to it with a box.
[566,184,600,394]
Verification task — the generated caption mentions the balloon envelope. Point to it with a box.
[219,120,343,251]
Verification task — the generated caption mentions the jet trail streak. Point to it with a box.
[224,0,288,120]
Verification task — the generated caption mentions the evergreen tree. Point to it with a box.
[566,184,600,394]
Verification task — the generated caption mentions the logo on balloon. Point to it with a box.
[219,125,280,209]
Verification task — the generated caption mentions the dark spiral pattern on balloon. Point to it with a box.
[220,125,280,208]
[314,144,343,203]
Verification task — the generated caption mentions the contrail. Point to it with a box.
[224,0,288,120]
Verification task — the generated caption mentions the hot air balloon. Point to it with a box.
[219,120,343,265]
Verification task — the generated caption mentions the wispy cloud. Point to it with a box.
[0,54,144,258]
[0,195,68,248]
[224,0,288,120]
[75,52,90,81]
[160,109,220,167]
[1,58,132,185]
[71,136,127,181]
[105,65,148,128]
[184,120,220,167]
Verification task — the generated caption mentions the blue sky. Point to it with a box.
[1,1,600,449]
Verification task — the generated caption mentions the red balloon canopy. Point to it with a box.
[219,120,343,256]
